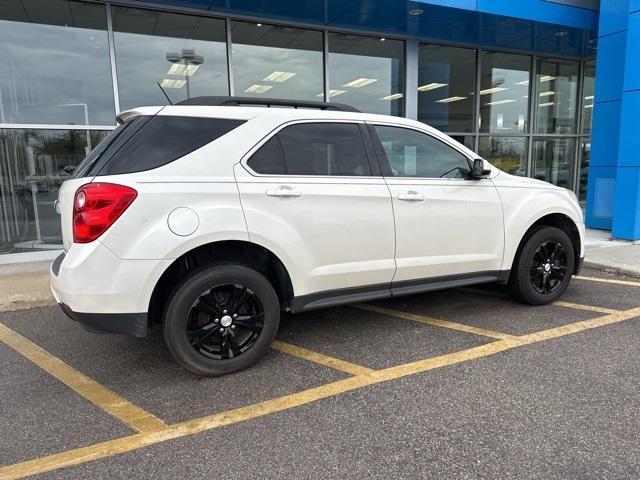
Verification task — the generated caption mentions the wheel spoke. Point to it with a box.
[227,333,242,357]
[188,324,220,348]
[196,295,223,317]
[549,243,563,262]
[228,286,249,314]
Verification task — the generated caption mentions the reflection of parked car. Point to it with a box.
[51,97,585,376]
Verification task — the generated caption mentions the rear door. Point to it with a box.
[235,121,396,300]
[369,123,504,284]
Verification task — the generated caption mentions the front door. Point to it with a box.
[369,123,504,284]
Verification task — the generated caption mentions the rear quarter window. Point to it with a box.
[96,116,245,176]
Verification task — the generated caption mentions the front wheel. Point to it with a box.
[509,226,575,305]
[163,264,280,376]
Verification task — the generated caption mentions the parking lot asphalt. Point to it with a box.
[1,267,640,479]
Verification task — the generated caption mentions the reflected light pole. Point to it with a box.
[166,49,204,99]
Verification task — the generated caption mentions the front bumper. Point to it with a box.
[58,303,148,337]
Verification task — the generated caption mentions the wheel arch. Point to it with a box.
[148,240,294,327]
[508,212,582,278]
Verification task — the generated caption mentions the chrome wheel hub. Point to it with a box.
[220,315,233,327]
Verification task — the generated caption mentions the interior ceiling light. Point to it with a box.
[316,90,346,98]
[539,75,556,82]
[160,78,186,88]
[380,93,403,100]
[343,78,378,88]
[256,23,263,27]
[436,96,467,103]
[555,31,569,37]
[485,99,516,106]
[584,95,594,100]
[539,91,555,97]
[263,71,297,82]
[539,101,555,107]
[514,80,529,86]
[584,104,594,109]
[479,87,507,95]
[417,82,447,92]
[167,64,200,76]
[244,84,272,94]
[380,37,386,42]
[409,8,423,15]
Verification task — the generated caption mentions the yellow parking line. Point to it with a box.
[355,303,518,340]
[3,306,640,479]
[575,275,640,287]
[0,323,166,434]
[552,301,620,315]
[271,340,374,376]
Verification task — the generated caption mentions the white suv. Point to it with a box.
[50,97,585,376]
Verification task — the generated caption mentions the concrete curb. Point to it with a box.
[583,260,640,279]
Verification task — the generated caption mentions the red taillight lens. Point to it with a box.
[73,183,137,243]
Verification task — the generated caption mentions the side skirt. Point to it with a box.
[290,270,510,313]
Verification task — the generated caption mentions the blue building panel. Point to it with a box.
[593,31,627,102]
[598,0,630,35]
[612,167,640,239]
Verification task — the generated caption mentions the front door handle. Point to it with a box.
[265,186,302,198]
[397,191,425,202]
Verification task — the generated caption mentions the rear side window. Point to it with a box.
[280,123,371,176]
[96,116,245,176]
[247,136,285,175]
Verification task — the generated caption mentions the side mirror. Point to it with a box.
[470,158,491,179]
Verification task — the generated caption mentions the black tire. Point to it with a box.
[509,226,575,305]
[163,264,280,376]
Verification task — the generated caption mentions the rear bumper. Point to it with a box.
[58,303,148,337]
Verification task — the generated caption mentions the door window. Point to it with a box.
[373,125,470,179]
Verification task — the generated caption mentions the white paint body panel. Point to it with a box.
[51,105,584,316]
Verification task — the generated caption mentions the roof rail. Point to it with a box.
[175,96,361,112]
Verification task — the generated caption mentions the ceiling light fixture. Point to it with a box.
[539,91,555,97]
[485,99,516,106]
[380,93,403,100]
[244,84,272,94]
[514,80,529,86]
[417,82,447,92]
[409,8,423,15]
[436,96,467,103]
[539,101,555,107]
[479,87,508,95]
[316,90,346,98]
[343,78,379,88]
[262,71,297,82]
[539,75,556,83]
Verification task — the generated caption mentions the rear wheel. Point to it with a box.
[510,226,575,305]
[163,264,280,376]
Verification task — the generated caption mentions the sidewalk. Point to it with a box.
[1,228,639,312]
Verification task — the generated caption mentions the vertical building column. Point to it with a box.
[405,39,419,120]
[586,0,640,240]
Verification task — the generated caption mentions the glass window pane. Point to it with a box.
[418,44,476,133]
[374,125,470,178]
[0,129,110,254]
[581,61,595,135]
[279,123,371,176]
[247,137,285,175]
[578,137,590,208]
[0,0,115,125]
[112,7,228,110]
[535,58,579,134]
[479,52,531,134]
[328,34,404,116]
[533,137,576,189]
[478,136,528,176]
[231,22,323,101]
[449,135,476,151]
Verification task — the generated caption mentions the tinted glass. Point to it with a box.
[533,137,576,189]
[231,22,323,101]
[278,123,371,176]
[0,0,114,125]
[478,136,528,176]
[581,61,595,135]
[418,44,476,133]
[0,129,109,254]
[479,52,531,133]
[98,116,244,175]
[374,126,470,178]
[578,137,590,207]
[112,7,228,110]
[247,137,285,175]
[535,59,579,134]
[328,34,404,116]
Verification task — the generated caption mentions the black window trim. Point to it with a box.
[241,119,383,179]
[366,121,475,180]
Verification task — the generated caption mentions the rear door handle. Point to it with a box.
[265,186,302,198]
[397,191,425,202]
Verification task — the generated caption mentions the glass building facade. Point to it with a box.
[0,0,597,257]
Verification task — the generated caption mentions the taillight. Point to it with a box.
[73,183,137,243]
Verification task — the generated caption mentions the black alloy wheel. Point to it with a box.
[187,283,264,360]
[529,240,569,295]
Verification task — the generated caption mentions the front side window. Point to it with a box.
[277,123,372,176]
[374,125,470,179]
